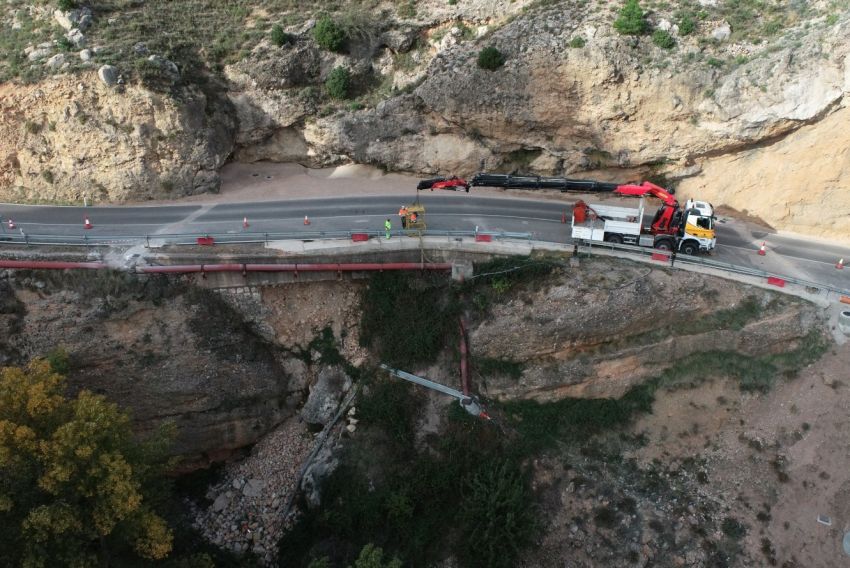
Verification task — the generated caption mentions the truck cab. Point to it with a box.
[680,200,716,254]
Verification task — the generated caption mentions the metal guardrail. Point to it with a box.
[0,229,534,247]
[575,240,850,298]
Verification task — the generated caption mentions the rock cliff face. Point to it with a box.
[0,272,301,467]
[0,74,235,203]
[469,259,821,400]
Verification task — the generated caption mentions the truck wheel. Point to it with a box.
[654,240,672,251]
[605,234,623,245]
[681,242,698,255]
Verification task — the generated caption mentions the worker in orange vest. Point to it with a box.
[410,211,418,224]
[398,205,408,228]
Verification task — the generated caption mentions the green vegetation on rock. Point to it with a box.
[652,29,675,49]
[477,46,506,70]
[313,15,347,52]
[359,272,460,367]
[270,24,294,47]
[325,66,352,99]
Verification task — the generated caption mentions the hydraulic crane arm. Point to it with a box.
[470,173,620,193]
[611,181,677,206]
[468,173,677,203]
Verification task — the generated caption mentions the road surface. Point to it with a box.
[1,192,849,291]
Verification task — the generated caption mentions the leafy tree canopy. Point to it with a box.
[0,359,174,566]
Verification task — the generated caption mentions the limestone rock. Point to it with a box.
[27,47,52,62]
[45,53,67,69]
[66,28,86,49]
[211,493,230,512]
[300,443,339,508]
[300,365,351,426]
[53,9,74,31]
[242,478,266,498]
[97,65,118,86]
[0,280,298,467]
[79,49,92,62]
[711,24,731,41]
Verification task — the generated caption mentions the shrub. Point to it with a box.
[569,36,586,48]
[652,29,675,49]
[614,0,647,35]
[678,13,696,36]
[270,24,293,47]
[41,169,54,184]
[57,0,76,10]
[313,15,346,52]
[459,461,536,568]
[477,46,506,70]
[707,57,723,67]
[324,66,351,99]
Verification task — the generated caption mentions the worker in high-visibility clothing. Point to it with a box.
[398,205,408,228]
[384,218,392,239]
[409,212,418,224]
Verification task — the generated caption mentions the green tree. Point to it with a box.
[477,46,506,70]
[325,66,352,100]
[0,360,174,566]
[614,0,647,35]
[313,16,346,52]
[351,543,403,568]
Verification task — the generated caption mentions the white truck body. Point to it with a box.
[571,200,645,242]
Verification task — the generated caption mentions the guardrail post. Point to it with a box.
[264,233,268,246]
[84,234,88,248]
[145,234,150,248]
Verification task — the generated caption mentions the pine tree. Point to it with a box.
[614,0,647,35]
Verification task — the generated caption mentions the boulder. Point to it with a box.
[300,365,352,426]
[300,443,339,508]
[242,478,266,498]
[45,53,67,69]
[712,24,731,41]
[67,28,86,49]
[134,42,149,56]
[27,48,52,62]
[79,49,92,62]
[53,9,74,31]
[147,54,180,80]
[97,65,119,86]
[211,493,230,512]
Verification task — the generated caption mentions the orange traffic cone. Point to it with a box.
[304,215,311,226]
[83,217,93,230]
[837,258,845,270]
[7,219,15,230]
[243,216,249,229]
[757,242,766,256]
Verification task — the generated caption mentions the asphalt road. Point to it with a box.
[2,192,850,291]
